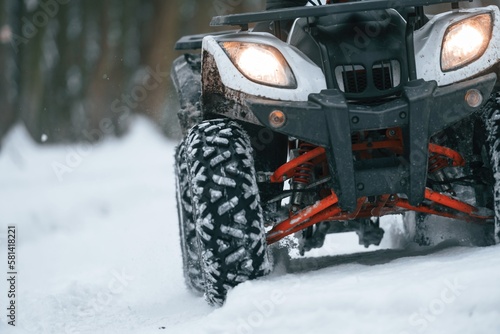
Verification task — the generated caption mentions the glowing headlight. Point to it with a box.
[441,14,492,72]
[221,42,296,88]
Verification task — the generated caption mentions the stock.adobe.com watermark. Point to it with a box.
[222,276,301,334]
[76,268,135,319]
[24,268,134,334]
[11,0,71,53]
[400,278,468,334]
[51,64,168,182]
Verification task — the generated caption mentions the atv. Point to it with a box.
[171,0,500,306]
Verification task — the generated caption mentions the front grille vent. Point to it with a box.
[335,65,367,93]
[335,60,401,95]
[372,60,401,91]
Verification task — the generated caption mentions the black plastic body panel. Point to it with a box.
[210,0,470,27]
[314,10,408,99]
[170,54,202,134]
[246,73,498,211]
[171,55,201,107]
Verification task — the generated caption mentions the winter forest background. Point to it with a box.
[0,0,265,145]
[1,0,498,146]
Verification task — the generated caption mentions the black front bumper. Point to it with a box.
[248,73,497,211]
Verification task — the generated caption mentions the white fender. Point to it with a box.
[415,6,500,86]
[202,32,327,101]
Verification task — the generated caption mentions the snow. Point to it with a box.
[220,224,245,240]
[210,151,231,167]
[1,117,500,334]
[210,189,223,203]
[212,175,237,188]
[218,197,239,216]
[206,136,229,146]
[233,210,247,225]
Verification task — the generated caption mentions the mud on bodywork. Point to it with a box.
[201,51,263,126]
[171,54,203,134]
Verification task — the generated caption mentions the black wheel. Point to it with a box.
[401,212,431,246]
[484,92,500,244]
[403,93,500,247]
[180,119,271,305]
[402,211,495,247]
[175,143,204,294]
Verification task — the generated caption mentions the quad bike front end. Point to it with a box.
[172,0,500,305]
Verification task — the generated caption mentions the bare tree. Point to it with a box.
[0,0,265,144]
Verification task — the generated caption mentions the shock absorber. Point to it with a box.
[428,153,454,193]
[428,134,455,195]
[291,142,315,212]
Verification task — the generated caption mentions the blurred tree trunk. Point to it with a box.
[0,0,18,145]
[17,0,47,142]
[139,0,181,136]
[0,0,266,144]
[12,0,142,143]
[84,0,133,139]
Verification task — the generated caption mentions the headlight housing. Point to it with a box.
[441,14,493,72]
[221,42,297,88]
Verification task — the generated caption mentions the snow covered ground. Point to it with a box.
[0,117,499,334]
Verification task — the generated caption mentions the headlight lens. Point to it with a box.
[221,42,297,88]
[441,14,492,72]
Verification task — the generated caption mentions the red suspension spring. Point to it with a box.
[428,152,449,174]
[428,144,464,173]
[293,142,316,185]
